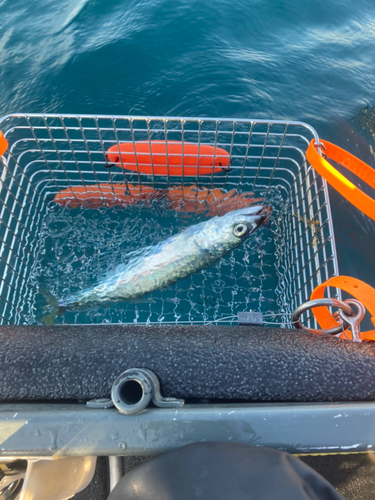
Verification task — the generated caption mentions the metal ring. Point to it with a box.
[313,140,326,151]
[292,298,353,335]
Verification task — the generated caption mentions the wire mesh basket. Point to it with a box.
[0,113,339,327]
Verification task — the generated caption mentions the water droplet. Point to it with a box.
[119,442,127,450]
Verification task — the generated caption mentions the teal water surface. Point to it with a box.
[30,189,283,325]
[1,0,375,322]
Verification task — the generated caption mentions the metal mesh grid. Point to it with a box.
[0,113,339,327]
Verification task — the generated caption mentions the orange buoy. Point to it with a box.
[167,186,263,216]
[0,131,8,157]
[53,182,263,216]
[167,186,225,214]
[206,190,264,217]
[53,183,158,209]
[106,141,231,176]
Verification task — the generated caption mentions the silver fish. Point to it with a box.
[59,205,268,309]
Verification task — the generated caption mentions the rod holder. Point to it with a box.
[111,368,184,416]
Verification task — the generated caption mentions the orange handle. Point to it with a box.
[310,276,375,341]
[0,131,8,157]
[306,139,375,220]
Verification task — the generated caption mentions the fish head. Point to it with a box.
[223,204,269,238]
[200,205,270,253]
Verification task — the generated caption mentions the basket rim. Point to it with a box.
[0,112,320,139]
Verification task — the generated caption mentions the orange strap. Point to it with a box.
[310,276,375,341]
[306,139,375,221]
[0,131,8,157]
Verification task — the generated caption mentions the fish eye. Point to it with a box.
[233,223,249,238]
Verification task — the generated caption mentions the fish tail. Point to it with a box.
[40,289,62,325]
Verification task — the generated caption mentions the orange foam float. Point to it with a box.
[0,131,8,157]
[167,186,263,216]
[54,184,262,216]
[106,141,231,176]
[53,183,158,209]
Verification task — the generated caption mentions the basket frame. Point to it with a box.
[0,113,339,327]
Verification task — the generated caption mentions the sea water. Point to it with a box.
[26,187,286,325]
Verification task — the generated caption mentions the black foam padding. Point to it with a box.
[1,325,375,402]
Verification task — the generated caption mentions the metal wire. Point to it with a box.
[0,114,339,326]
